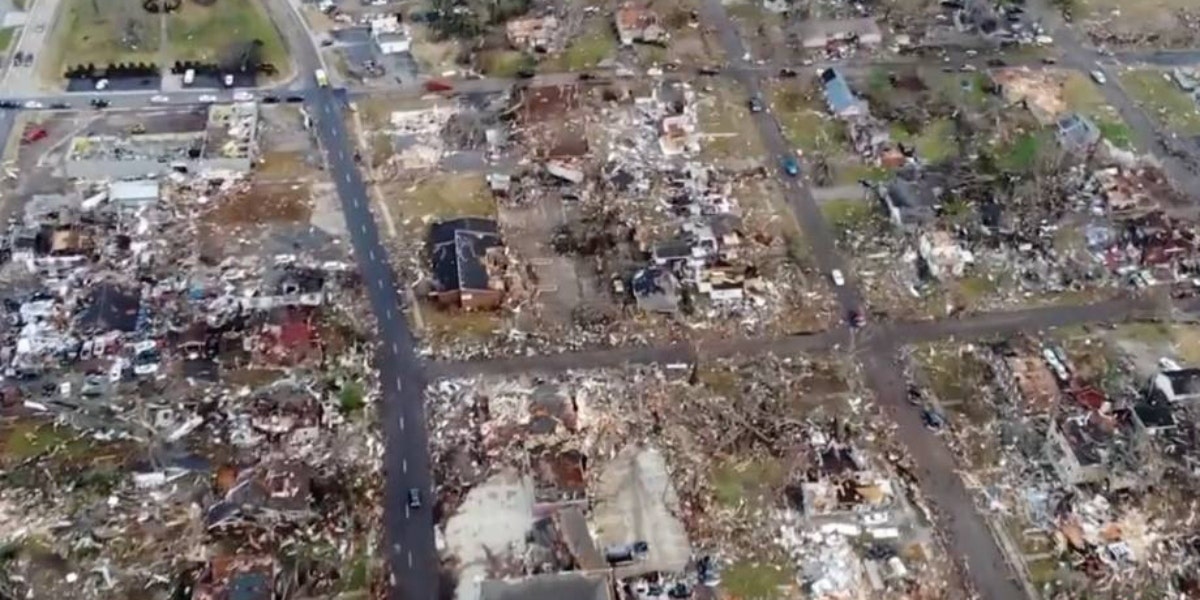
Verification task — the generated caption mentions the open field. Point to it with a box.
[50,0,288,79]
[1120,69,1200,136]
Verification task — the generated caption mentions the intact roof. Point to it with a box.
[1166,368,1200,397]
[480,572,611,600]
[428,218,502,292]
[819,68,860,113]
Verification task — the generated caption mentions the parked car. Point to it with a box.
[262,95,280,104]
[48,102,69,109]
[922,408,946,430]
[747,95,763,113]
[778,67,798,77]
[1090,70,1107,85]
[285,95,305,103]
[830,269,845,287]
[232,91,253,102]
[150,95,170,104]
[407,488,422,509]
[698,66,719,76]
[90,98,110,108]
[197,94,218,103]
[0,100,20,109]
[22,100,43,109]
[781,156,799,177]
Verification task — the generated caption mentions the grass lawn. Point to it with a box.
[892,118,957,163]
[769,84,846,154]
[167,0,288,72]
[994,129,1056,172]
[832,159,890,186]
[722,560,793,600]
[479,50,533,77]
[822,197,878,231]
[389,174,496,234]
[930,70,992,110]
[1120,69,1200,135]
[711,456,784,509]
[699,83,765,160]
[53,0,160,74]
[547,21,615,71]
[1059,71,1134,147]
[0,27,16,51]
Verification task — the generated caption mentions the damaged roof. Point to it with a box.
[428,218,503,292]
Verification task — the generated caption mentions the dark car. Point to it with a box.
[90,98,110,108]
[986,58,1007,67]
[698,66,720,76]
[49,102,69,109]
[516,68,535,79]
[407,488,422,509]
[748,96,763,113]
[848,309,865,328]
[578,72,594,81]
[0,100,19,109]
[779,67,798,77]
[921,408,946,430]
[286,95,304,103]
[261,95,280,104]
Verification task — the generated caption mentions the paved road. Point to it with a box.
[309,87,437,600]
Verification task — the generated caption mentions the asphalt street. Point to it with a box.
[309,87,438,600]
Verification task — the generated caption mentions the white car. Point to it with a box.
[1090,70,1107,85]
[23,100,43,109]
[232,91,254,102]
[831,269,845,286]
[150,95,170,104]
[197,94,218,103]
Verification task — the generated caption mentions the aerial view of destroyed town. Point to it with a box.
[12,0,1200,598]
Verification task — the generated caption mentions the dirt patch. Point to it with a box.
[204,182,313,227]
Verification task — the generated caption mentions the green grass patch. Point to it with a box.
[699,84,764,159]
[339,381,366,413]
[167,0,289,73]
[1120,69,1200,135]
[769,83,847,154]
[53,0,161,74]
[932,71,991,109]
[894,118,958,163]
[711,457,784,508]
[1,420,94,466]
[995,130,1055,172]
[548,21,615,71]
[822,197,876,230]
[0,27,16,51]
[832,160,890,186]
[394,174,496,231]
[722,560,793,600]
[1096,118,1132,148]
[916,344,991,403]
[479,50,533,77]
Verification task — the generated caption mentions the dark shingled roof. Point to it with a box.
[428,218,502,292]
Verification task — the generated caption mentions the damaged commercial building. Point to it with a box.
[65,102,259,179]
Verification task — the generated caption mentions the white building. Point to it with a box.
[370,15,411,54]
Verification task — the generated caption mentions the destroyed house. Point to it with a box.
[428,218,505,310]
[990,345,1060,415]
[1056,113,1100,151]
[193,554,276,600]
[1132,389,1177,436]
[1155,368,1200,403]
[795,18,883,49]
[878,176,937,227]
[481,572,612,600]
[819,69,867,119]
[1045,410,1147,490]
[530,446,587,507]
[614,3,665,46]
[632,266,680,314]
